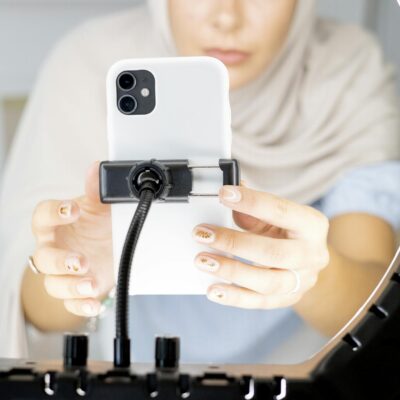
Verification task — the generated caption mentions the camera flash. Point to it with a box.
[141,88,150,97]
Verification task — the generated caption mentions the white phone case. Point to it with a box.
[106,57,232,295]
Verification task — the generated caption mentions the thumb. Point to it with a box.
[233,210,287,239]
[233,210,263,232]
[83,161,110,212]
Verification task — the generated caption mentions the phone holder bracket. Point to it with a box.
[99,158,240,203]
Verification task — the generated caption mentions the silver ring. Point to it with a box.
[28,255,41,275]
[287,269,300,294]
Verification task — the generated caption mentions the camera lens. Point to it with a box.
[118,72,136,91]
[119,95,138,114]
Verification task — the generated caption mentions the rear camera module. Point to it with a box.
[116,69,156,115]
[118,95,138,114]
[117,72,136,91]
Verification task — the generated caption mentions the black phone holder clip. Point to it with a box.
[99,158,240,203]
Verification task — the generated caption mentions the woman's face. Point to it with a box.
[169,0,297,89]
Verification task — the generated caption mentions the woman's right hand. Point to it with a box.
[30,161,115,318]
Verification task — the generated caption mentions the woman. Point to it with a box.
[0,0,399,363]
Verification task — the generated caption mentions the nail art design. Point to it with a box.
[58,201,72,218]
[193,226,215,243]
[65,255,82,273]
[195,255,220,272]
[208,287,226,301]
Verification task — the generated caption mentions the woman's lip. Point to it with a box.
[205,49,250,65]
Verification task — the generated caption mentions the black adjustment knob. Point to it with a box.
[63,334,88,368]
[155,336,180,370]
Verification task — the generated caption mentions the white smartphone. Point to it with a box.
[106,57,232,295]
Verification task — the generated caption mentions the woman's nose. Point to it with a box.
[212,0,242,33]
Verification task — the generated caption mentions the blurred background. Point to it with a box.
[0,0,399,178]
[0,0,399,364]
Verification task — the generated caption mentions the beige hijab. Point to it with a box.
[148,0,400,204]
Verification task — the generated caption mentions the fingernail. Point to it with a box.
[81,303,97,316]
[76,279,97,296]
[220,186,241,203]
[195,255,220,272]
[192,225,215,243]
[207,286,226,302]
[58,201,72,218]
[65,255,87,274]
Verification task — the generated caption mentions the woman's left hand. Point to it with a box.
[192,184,330,309]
